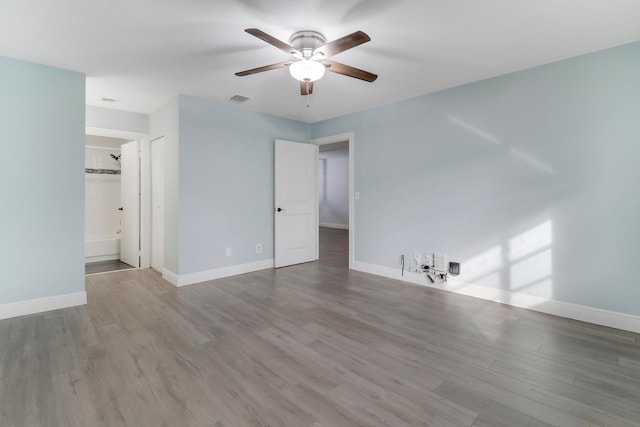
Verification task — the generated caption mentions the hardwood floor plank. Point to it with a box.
[377,343,594,426]
[308,338,477,427]
[85,275,118,327]
[51,369,98,427]
[303,321,445,391]
[326,383,412,427]
[436,380,557,427]
[45,311,77,375]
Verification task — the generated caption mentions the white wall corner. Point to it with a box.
[169,259,275,287]
[351,261,640,334]
[0,292,87,321]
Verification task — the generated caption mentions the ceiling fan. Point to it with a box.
[235,28,378,96]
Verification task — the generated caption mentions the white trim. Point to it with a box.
[311,132,355,269]
[139,137,151,269]
[316,147,320,261]
[319,222,349,230]
[162,268,179,286]
[352,261,640,334]
[0,292,87,321]
[85,254,120,263]
[164,259,275,287]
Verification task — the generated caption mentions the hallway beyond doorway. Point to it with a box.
[319,226,348,268]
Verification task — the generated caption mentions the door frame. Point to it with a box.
[311,132,354,269]
[120,140,141,267]
[150,136,165,272]
[86,126,151,269]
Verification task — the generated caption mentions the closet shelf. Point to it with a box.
[85,168,121,175]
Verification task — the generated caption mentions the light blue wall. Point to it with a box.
[0,56,85,304]
[311,41,640,316]
[176,95,309,274]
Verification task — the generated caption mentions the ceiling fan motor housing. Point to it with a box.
[290,31,326,58]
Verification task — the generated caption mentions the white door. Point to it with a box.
[150,137,165,272]
[120,141,139,267]
[274,139,318,268]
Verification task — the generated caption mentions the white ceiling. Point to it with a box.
[2,0,640,123]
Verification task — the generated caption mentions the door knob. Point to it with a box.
[277,207,284,212]
[118,207,123,211]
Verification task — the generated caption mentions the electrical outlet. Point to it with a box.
[256,243,262,254]
[414,252,422,265]
[226,247,232,257]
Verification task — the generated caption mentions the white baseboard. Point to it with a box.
[85,255,120,263]
[320,222,349,230]
[0,291,87,321]
[163,259,275,287]
[352,261,640,334]
[162,269,179,286]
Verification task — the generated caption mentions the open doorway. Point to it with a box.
[313,132,354,269]
[318,141,349,267]
[84,125,152,276]
[84,134,137,275]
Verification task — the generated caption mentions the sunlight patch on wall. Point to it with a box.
[454,220,554,308]
[458,245,502,285]
[509,220,552,261]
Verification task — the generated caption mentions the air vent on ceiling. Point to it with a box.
[229,94,251,103]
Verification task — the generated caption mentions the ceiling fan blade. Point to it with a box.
[314,31,371,58]
[300,81,314,96]
[245,28,300,56]
[235,61,292,76]
[323,61,378,82]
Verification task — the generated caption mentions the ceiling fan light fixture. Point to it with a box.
[289,59,325,82]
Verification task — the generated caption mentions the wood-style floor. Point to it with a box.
[1,228,640,426]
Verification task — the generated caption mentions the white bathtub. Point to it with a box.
[85,236,121,263]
